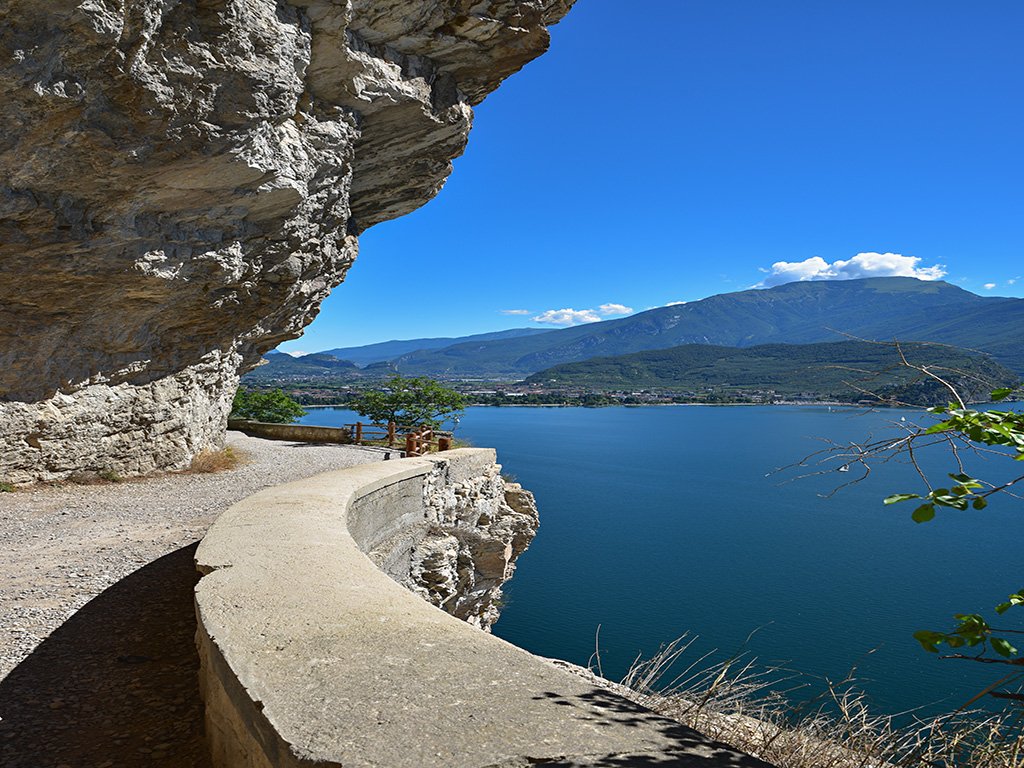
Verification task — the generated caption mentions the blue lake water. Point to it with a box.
[299,404,1023,716]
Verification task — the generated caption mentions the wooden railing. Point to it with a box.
[345,422,453,457]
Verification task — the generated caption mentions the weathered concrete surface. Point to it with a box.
[227,418,352,445]
[0,0,574,482]
[194,449,774,767]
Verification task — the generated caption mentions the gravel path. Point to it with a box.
[0,433,383,767]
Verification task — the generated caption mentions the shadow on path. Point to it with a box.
[531,689,776,767]
[0,543,210,768]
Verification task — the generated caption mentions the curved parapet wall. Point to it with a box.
[194,448,773,767]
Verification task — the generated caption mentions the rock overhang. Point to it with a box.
[0,0,575,481]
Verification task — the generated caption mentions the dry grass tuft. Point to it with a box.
[67,469,122,485]
[584,634,1024,768]
[188,446,248,474]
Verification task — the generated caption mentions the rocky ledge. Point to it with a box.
[381,455,537,631]
[0,0,573,482]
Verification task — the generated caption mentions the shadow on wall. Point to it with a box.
[0,544,210,768]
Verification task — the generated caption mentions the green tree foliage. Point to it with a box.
[231,388,307,424]
[349,376,465,430]
[816,380,1024,704]
[881,387,1024,695]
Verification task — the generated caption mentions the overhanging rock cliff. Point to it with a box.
[0,0,573,482]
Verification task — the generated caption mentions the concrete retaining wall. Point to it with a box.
[193,449,772,768]
[227,419,352,444]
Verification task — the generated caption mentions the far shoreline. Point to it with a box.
[300,401,888,410]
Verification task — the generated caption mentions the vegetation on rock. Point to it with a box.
[588,633,1023,768]
[188,447,247,474]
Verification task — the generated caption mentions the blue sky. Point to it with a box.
[280,1,1024,353]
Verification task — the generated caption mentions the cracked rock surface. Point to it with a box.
[413,462,539,631]
[0,0,573,482]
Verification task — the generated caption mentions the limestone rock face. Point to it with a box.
[0,0,572,482]
[411,460,539,631]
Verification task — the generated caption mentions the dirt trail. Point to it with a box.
[0,434,382,767]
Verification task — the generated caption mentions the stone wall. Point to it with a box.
[0,0,574,482]
[227,419,352,445]
[193,449,774,767]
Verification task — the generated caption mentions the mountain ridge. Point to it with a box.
[382,278,1024,377]
[317,327,553,367]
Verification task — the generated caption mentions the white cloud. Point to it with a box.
[1008,277,1019,285]
[983,283,997,290]
[598,303,634,316]
[754,252,947,288]
[531,302,634,327]
[664,300,688,306]
[531,308,602,326]
[499,309,532,315]
[286,350,309,357]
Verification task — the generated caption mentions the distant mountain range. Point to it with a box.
[386,277,1024,377]
[251,278,1023,386]
[525,340,1018,402]
[319,328,552,367]
[246,351,362,381]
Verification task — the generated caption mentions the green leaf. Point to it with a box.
[972,496,988,510]
[913,630,941,653]
[912,504,936,523]
[884,493,919,505]
[991,388,1014,402]
[991,637,1018,658]
[932,493,967,510]
[996,591,1024,614]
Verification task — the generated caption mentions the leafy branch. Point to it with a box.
[780,346,1024,704]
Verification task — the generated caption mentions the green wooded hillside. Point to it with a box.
[525,341,1018,403]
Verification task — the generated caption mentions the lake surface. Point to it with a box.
[299,404,1023,716]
